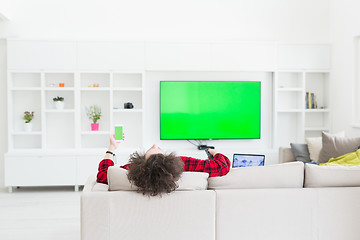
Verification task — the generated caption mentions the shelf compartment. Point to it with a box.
[277,88,303,92]
[11,72,41,88]
[277,72,303,88]
[277,109,303,113]
[13,135,41,149]
[113,88,142,91]
[113,73,142,88]
[45,112,75,149]
[44,87,75,91]
[11,87,41,91]
[45,91,75,110]
[80,73,110,88]
[80,87,110,91]
[305,127,330,131]
[305,112,330,132]
[45,109,75,113]
[113,90,142,110]
[81,131,111,135]
[12,131,42,135]
[45,73,75,88]
[12,91,42,132]
[305,109,329,113]
[277,91,304,110]
[81,91,110,132]
[305,72,329,109]
[81,134,109,148]
[113,109,143,113]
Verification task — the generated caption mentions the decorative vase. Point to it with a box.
[91,123,99,131]
[24,122,32,132]
[54,101,65,110]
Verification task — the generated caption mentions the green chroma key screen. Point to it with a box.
[160,81,261,139]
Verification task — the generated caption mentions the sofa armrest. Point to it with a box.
[83,176,109,192]
[279,147,296,163]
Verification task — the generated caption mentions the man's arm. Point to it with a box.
[180,151,231,177]
[96,134,129,184]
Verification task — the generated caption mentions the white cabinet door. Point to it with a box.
[211,43,277,71]
[77,42,145,70]
[278,44,331,70]
[7,40,77,70]
[145,43,211,70]
[4,156,76,186]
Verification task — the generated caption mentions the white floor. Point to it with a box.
[0,187,81,240]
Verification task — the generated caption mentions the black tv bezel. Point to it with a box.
[159,80,261,140]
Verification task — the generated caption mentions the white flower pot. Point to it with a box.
[54,101,65,110]
[24,122,32,132]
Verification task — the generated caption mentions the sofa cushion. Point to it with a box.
[304,163,360,188]
[107,166,209,191]
[318,132,360,164]
[290,143,311,163]
[208,162,304,189]
[305,131,344,162]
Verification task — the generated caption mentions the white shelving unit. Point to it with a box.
[273,71,330,147]
[6,70,143,191]
[7,71,144,151]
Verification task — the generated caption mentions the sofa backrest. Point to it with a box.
[279,146,296,163]
[208,161,304,189]
[81,190,216,240]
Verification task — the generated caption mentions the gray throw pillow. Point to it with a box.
[290,143,311,163]
[318,132,360,164]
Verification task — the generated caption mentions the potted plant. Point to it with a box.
[86,105,101,131]
[53,96,65,110]
[23,111,34,132]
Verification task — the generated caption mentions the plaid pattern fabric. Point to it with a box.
[180,153,231,177]
[97,153,230,184]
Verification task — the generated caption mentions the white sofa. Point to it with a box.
[81,152,360,240]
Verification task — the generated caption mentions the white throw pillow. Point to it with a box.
[107,166,209,191]
[208,162,304,189]
[304,163,360,188]
[305,131,344,162]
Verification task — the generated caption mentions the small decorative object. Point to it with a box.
[86,105,102,131]
[23,111,34,132]
[49,83,55,87]
[53,96,65,110]
[124,102,134,109]
[93,83,99,87]
[59,82,65,87]
[88,85,92,88]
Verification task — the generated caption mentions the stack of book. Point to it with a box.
[305,92,317,109]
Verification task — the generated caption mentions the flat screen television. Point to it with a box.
[160,81,261,140]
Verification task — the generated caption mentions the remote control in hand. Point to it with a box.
[205,149,214,160]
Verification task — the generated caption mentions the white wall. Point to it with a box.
[329,0,360,137]
[0,0,331,190]
[0,40,7,192]
[0,0,329,41]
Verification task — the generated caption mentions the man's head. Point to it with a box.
[127,144,184,196]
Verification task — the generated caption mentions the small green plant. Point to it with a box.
[86,105,101,123]
[23,111,34,123]
[53,96,64,102]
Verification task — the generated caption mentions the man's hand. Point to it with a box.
[108,133,124,152]
[208,148,218,157]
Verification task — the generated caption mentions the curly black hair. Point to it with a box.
[127,152,184,197]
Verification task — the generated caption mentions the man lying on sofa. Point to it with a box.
[97,135,231,196]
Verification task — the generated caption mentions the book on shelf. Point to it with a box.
[305,92,318,109]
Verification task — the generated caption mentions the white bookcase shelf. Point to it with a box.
[7,70,144,151]
[273,71,331,147]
